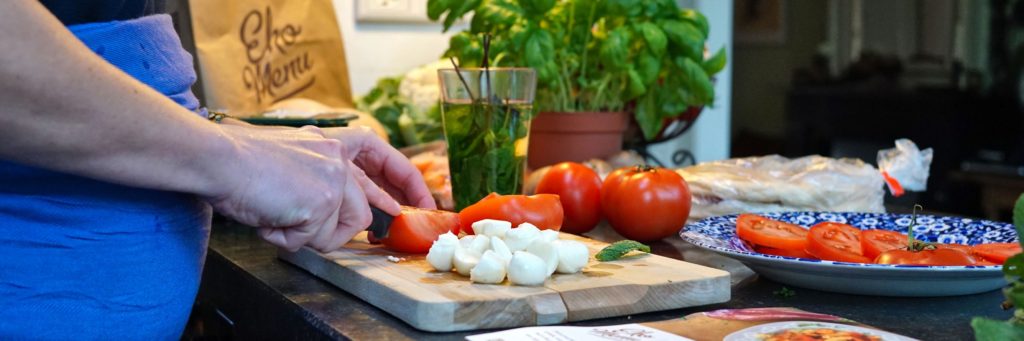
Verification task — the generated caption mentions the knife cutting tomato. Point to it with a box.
[373,206,460,254]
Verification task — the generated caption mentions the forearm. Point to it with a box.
[0,1,235,198]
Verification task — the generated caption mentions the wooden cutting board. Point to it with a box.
[279,232,730,332]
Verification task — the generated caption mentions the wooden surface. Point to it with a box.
[279,232,730,332]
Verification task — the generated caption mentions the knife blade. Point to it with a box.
[366,206,395,239]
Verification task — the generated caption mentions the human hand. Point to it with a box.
[206,125,372,252]
[321,126,436,213]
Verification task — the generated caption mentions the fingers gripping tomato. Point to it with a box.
[380,206,460,254]
[458,193,564,232]
[535,162,602,234]
[601,166,691,242]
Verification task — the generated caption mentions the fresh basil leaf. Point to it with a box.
[604,0,642,17]
[596,240,652,261]
[524,29,554,69]
[626,67,646,100]
[635,92,661,140]
[703,46,727,75]
[519,0,555,16]
[972,317,1024,341]
[1014,193,1024,249]
[679,57,714,105]
[443,0,482,32]
[1004,280,1024,310]
[1007,253,1024,277]
[680,8,709,38]
[661,20,704,61]
[427,0,450,21]
[600,27,631,71]
[637,22,668,57]
[636,52,661,85]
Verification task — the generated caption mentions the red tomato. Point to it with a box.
[601,166,691,241]
[936,243,972,254]
[381,206,460,254]
[874,248,978,266]
[971,243,1022,264]
[736,214,808,251]
[458,193,563,232]
[535,162,602,234]
[806,222,871,263]
[754,245,813,259]
[860,229,908,259]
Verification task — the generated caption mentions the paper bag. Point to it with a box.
[188,0,354,114]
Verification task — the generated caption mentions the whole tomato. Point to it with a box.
[535,162,602,234]
[601,166,691,241]
[459,193,564,232]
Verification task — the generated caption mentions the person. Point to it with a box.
[0,1,434,338]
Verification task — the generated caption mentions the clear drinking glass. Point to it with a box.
[437,68,537,211]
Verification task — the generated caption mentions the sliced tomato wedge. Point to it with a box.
[380,206,460,254]
[936,243,972,254]
[806,222,871,263]
[874,248,978,266]
[860,229,908,259]
[754,245,814,259]
[735,214,809,251]
[971,243,1022,265]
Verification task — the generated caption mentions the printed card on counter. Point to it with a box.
[466,308,919,341]
[466,323,693,341]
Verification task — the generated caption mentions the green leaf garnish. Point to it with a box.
[596,240,651,262]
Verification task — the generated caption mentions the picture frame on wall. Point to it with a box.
[735,0,786,45]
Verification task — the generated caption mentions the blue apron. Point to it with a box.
[0,14,210,339]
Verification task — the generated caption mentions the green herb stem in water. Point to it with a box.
[443,99,532,210]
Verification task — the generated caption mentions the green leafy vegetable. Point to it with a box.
[596,240,652,261]
[773,287,796,299]
[973,193,1024,338]
[425,0,727,140]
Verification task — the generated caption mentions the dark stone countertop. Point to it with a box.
[185,219,1013,341]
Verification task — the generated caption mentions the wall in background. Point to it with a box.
[731,0,826,139]
[333,0,461,96]
[335,0,732,162]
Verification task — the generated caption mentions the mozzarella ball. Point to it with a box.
[539,229,559,243]
[470,250,507,284]
[471,219,512,238]
[508,251,548,286]
[468,234,491,255]
[425,232,458,271]
[526,239,559,276]
[490,237,513,265]
[505,223,541,252]
[554,240,590,274]
[453,247,480,276]
[459,235,477,249]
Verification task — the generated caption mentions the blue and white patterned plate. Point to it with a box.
[680,211,1016,297]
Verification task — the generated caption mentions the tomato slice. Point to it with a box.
[754,245,814,259]
[860,229,908,259]
[735,214,809,251]
[381,206,460,254]
[458,193,564,233]
[971,243,1022,265]
[936,243,972,254]
[874,248,978,266]
[805,222,871,263]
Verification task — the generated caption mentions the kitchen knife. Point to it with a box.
[366,206,395,239]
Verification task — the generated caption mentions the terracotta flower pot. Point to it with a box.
[527,111,630,169]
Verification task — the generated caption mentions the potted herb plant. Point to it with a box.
[427,0,726,168]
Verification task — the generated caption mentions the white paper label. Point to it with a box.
[466,323,695,341]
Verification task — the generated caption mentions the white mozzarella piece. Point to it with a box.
[554,240,589,274]
[470,250,507,284]
[452,247,480,276]
[507,251,547,286]
[504,223,540,252]
[525,239,558,276]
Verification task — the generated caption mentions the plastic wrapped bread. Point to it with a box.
[677,155,885,222]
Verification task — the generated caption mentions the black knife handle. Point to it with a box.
[366,206,395,239]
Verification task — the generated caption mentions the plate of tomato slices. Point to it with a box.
[680,211,1019,296]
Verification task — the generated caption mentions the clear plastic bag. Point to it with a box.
[877,139,933,193]
[677,155,886,222]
